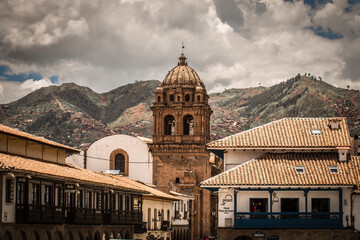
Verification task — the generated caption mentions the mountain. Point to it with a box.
[0,80,158,148]
[1,75,359,148]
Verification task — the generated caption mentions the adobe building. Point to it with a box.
[148,53,213,239]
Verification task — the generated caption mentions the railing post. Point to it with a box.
[269,189,273,220]
[304,189,309,226]
[234,190,237,227]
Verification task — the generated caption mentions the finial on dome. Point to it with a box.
[178,53,187,66]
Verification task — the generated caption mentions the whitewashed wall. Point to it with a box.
[1,176,16,223]
[353,193,360,231]
[66,135,153,184]
[218,188,235,227]
[224,150,264,171]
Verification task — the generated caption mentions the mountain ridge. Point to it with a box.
[1,75,359,148]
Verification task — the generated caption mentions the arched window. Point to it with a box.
[177,96,180,102]
[115,154,125,172]
[169,94,174,102]
[110,149,129,176]
[164,115,175,135]
[185,94,191,102]
[157,96,161,102]
[197,95,200,102]
[183,115,194,135]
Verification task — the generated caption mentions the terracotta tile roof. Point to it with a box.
[352,156,360,190]
[0,124,79,152]
[0,153,147,193]
[105,174,179,201]
[201,152,359,187]
[208,118,351,149]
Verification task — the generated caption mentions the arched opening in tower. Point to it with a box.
[183,115,194,135]
[164,115,175,135]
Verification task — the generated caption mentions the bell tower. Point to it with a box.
[149,53,212,239]
[151,53,212,144]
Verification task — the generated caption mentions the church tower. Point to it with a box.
[149,53,213,239]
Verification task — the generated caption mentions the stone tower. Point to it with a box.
[149,53,213,239]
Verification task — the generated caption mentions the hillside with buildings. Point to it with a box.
[0,75,359,148]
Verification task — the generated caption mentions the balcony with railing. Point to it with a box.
[16,204,142,225]
[234,212,342,229]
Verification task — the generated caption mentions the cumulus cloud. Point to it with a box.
[0,0,359,102]
[0,79,54,103]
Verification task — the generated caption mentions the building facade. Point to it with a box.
[66,134,185,240]
[202,118,360,240]
[0,124,146,240]
[149,53,214,239]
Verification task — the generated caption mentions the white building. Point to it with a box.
[67,134,153,184]
[201,117,360,240]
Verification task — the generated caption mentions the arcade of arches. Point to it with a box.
[1,226,132,240]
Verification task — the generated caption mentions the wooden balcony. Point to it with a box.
[16,204,141,225]
[16,204,64,224]
[66,208,102,224]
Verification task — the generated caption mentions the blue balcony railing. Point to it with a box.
[234,212,343,229]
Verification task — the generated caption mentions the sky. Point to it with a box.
[0,0,360,103]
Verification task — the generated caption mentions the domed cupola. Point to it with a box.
[162,54,205,88]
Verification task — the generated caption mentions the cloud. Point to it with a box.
[0,78,54,103]
[0,0,359,103]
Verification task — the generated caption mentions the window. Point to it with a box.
[111,193,116,209]
[197,95,200,102]
[134,196,141,212]
[44,185,52,205]
[125,196,130,211]
[85,191,92,208]
[164,115,175,135]
[157,96,161,102]
[169,94,174,102]
[66,192,75,207]
[56,187,63,207]
[281,198,299,219]
[16,180,26,204]
[175,177,180,184]
[183,115,194,135]
[177,96,180,102]
[103,193,109,209]
[250,198,267,219]
[167,209,170,221]
[110,149,129,176]
[312,198,330,219]
[6,179,14,203]
[311,129,321,135]
[118,194,123,211]
[32,183,40,205]
[329,166,339,173]
[185,94,191,102]
[77,190,83,208]
[295,166,305,173]
[115,154,125,172]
